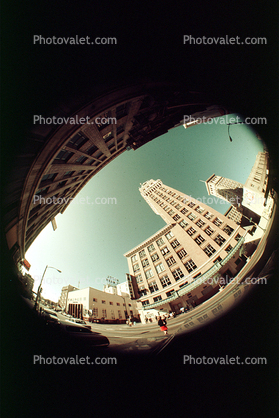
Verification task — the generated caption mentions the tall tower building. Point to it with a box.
[205,174,243,207]
[124,180,247,321]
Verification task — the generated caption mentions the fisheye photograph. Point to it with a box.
[1,2,278,417]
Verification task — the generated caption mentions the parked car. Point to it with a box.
[57,320,110,348]
[41,310,60,324]
[65,318,91,329]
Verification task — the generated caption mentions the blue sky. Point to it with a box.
[25,115,263,302]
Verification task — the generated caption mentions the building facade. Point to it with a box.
[242,151,269,217]
[59,284,79,310]
[3,82,215,267]
[205,174,243,208]
[124,179,247,322]
[67,286,139,322]
[205,151,269,221]
[224,205,243,225]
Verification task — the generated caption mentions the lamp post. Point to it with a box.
[34,265,62,312]
[227,121,245,142]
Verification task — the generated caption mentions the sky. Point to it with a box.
[25,114,264,302]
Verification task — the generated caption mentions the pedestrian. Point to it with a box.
[145,316,148,324]
[158,316,168,335]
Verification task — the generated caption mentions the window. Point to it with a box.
[118,311,122,319]
[181,208,188,215]
[116,102,129,119]
[194,235,205,245]
[142,300,150,306]
[93,298,97,302]
[165,231,174,240]
[41,173,57,182]
[187,212,197,221]
[139,250,146,258]
[156,238,165,247]
[86,145,98,155]
[171,239,180,249]
[116,302,120,306]
[173,214,181,221]
[102,309,107,318]
[205,226,214,236]
[133,263,140,273]
[147,244,155,252]
[235,258,242,266]
[175,204,182,210]
[177,249,187,259]
[213,217,223,227]
[68,133,87,149]
[166,290,175,297]
[177,196,183,201]
[103,131,113,141]
[214,256,222,263]
[111,310,115,319]
[195,206,204,214]
[168,209,175,216]
[235,234,242,242]
[225,244,233,253]
[131,255,137,262]
[55,149,74,162]
[179,220,188,228]
[204,211,213,220]
[109,301,113,305]
[223,225,234,236]
[148,281,159,293]
[187,227,196,236]
[188,202,195,208]
[184,259,197,273]
[142,258,149,267]
[92,308,98,317]
[139,286,147,297]
[172,268,184,280]
[166,257,176,267]
[145,269,154,279]
[75,156,87,164]
[153,296,162,302]
[204,244,216,257]
[161,246,170,256]
[196,219,205,228]
[151,253,159,262]
[214,235,226,246]
[101,300,106,304]
[160,275,171,287]
[155,263,165,274]
[57,180,67,188]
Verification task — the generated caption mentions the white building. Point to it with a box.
[67,286,139,322]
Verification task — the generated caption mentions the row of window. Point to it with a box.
[153,192,238,238]
[92,297,131,307]
[131,233,173,264]
[92,309,133,320]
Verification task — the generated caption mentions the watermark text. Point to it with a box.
[33,355,117,365]
[183,35,267,45]
[183,355,267,365]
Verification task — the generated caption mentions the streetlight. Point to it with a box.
[227,121,245,142]
[34,265,62,312]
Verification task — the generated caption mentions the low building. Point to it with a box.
[67,287,139,322]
